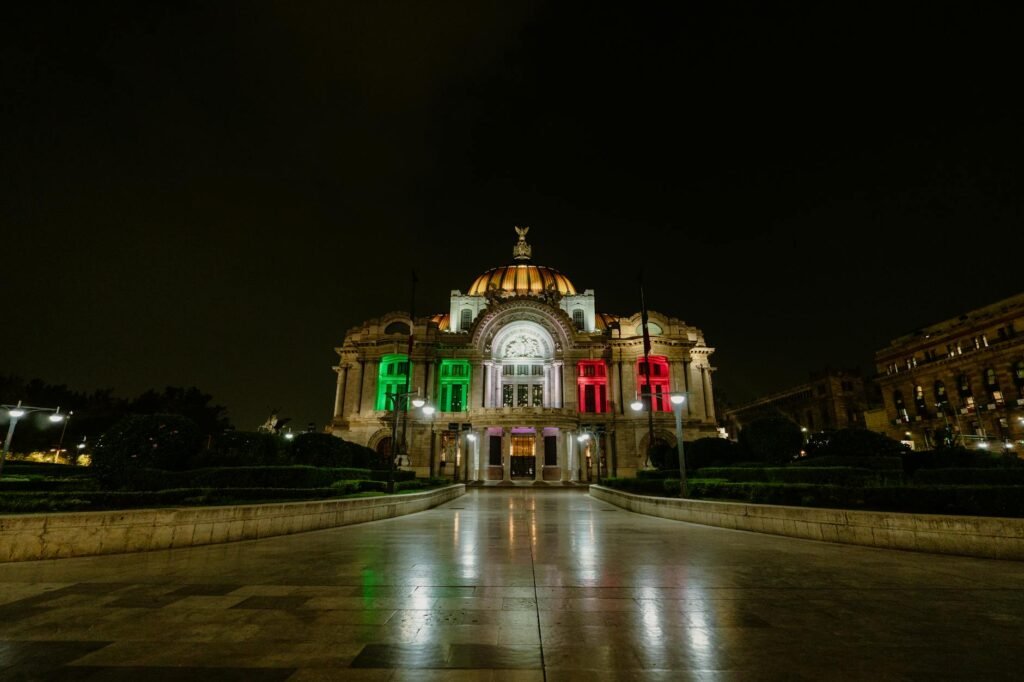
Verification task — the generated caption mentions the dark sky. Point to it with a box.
[3,1,1022,430]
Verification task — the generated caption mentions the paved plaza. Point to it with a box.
[1,489,1023,680]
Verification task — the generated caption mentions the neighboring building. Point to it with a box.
[874,292,1024,451]
[328,227,719,482]
[723,369,873,437]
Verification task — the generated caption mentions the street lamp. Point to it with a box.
[577,430,602,485]
[1,402,66,478]
[384,389,431,493]
[669,392,688,497]
[462,431,477,483]
[631,391,670,469]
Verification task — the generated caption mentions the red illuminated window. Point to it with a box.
[636,356,671,411]
[577,360,608,413]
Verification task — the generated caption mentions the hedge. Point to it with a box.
[912,468,1024,485]
[792,456,903,471]
[693,466,902,486]
[0,478,100,493]
[688,481,1024,517]
[2,462,94,477]
[0,486,378,513]
[125,466,376,491]
[601,477,671,496]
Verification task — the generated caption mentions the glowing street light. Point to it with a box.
[577,430,602,485]
[383,388,432,493]
[1,402,66,477]
[669,392,688,497]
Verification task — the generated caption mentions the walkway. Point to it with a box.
[1,489,1023,680]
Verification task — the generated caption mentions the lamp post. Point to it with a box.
[669,392,688,497]
[577,430,602,485]
[53,410,73,463]
[384,390,431,493]
[463,431,476,484]
[1,402,66,478]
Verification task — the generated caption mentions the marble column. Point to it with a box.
[534,428,543,481]
[502,428,511,481]
[476,427,486,481]
[553,361,564,408]
[702,366,716,421]
[333,366,347,418]
[560,428,570,482]
[482,361,492,408]
[567,430,578,482]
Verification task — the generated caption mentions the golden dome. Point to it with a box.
[469,264,576,297]
[429,313,450,331]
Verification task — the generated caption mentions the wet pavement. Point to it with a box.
[1,488,1023,680]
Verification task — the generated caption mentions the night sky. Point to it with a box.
[3,2,1022,430]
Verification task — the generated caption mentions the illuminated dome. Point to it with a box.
[469,264,576,297]
[468,226,576,297]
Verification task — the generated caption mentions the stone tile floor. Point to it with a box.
[1,489,1023,680]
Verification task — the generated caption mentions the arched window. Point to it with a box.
[459,308,473,331]
[376,354,410,410]
[636,356,671,411]
[984,368,1004,407]
[384,321,410,335]
[893,390,908,421]
[577,360,608,413]
[934,380,948,408]
[572,308,585,330]
[438,359,471,412]
[914,384,929,417]
[957,374,972,396]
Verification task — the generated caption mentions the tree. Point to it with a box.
[193,431,281,467]
[806,428,908,459]
[287,433,380,468]
[687,437,748,471]
[92,414,201,486]
[739,417,803,464]
[648,438,678,470]
[128,387,230,436]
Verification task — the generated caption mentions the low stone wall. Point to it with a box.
[590,486,1024,561]
[0,485,465,563]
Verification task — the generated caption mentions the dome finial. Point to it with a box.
[513,225,532,261]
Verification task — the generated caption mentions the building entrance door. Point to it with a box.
[510,434,535,478]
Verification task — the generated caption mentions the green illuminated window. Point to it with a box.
[438,359,471,412]
[376,354,411,410]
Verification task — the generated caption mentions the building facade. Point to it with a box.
[723,369,873,438]
[328,228,719,482]
[874,292,1024,451]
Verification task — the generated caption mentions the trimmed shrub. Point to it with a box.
[92,414,201,485]
[193,431,281,467]
[0,478,99,492]
[912,468,1024,485]
[601,477,671,496]
[806,428,908,459]
[693,466,902,486]
[636,469,680,480]
[127,465,374,491]
[792,455,903,471]
[286,433,381,469]
[688,481,1024,517]
[368,469,416,483]
[901,448,1024,474]
[738,417,802,464]
[686,438,750,470]
[0,485,396,513]
[1,462,92,477]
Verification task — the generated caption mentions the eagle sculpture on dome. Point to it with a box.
[512,225,532,260]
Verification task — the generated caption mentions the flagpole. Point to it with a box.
[640,274,656,468]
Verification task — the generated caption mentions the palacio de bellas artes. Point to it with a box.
[328,227,718,483]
